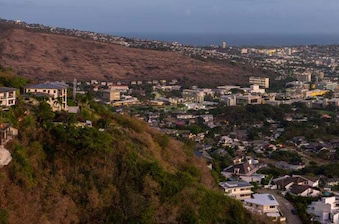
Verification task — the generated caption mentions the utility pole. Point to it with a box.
[73,78,77,100]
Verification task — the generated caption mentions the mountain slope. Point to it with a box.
[0,23,260,86]
[0,71,268,223]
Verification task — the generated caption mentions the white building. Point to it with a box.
[236,95,263,105]
[219,181,253,201]
[221,95,237,106]
[101,88,121,103]
[25,82,68,111]
[0,87,16,108]
[249,77,270,89]
[307,197,339,224]
[250,84,266,94]
[244,193,286,223]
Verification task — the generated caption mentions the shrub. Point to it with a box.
[0,209,8,224]
[154,133,169,149]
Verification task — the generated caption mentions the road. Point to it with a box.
[258,189,302,224]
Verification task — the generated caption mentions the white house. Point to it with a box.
[307,197,339,224]
[0,87,16,108]
[219,181,253,201]
[25,82,68,111]
[244,193,286,222]
[273,175,321,197]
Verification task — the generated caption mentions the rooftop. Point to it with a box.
[244,194,279,206]
[0,87,16,93]
[26,82,68,90]
[289,184,311,194]
[219,181,252,189]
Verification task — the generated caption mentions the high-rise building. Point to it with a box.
[249,77,270,89]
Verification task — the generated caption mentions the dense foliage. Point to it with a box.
[270,150,303,165]
[0,66,28,89]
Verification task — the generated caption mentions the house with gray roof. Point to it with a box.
[25,82,68,111]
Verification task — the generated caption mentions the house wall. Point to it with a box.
[225,187,253,200]
[0,91,16,107]
[245,203,278,214]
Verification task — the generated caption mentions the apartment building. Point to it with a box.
[249,77,270,89]
[0,87,16,108]
[25,82,68,111]
[219,181,253,200]
[101,88,121,103]
[307,197,339,224]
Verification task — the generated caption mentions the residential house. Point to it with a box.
[289,185,321,197]
[0,123,18,167]
[273,175,321,197]
[219,181,253,200]
[307,197,339,224]
[0,87,16,108]
[274,175,320,189]
[0,123,18,145]
[25,82,68,111]
[244,193,286,222]
[222,160,265,183]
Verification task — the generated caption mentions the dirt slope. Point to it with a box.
[0,25,260,86]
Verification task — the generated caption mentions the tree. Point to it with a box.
[36,102,55,123]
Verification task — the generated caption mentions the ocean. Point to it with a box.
[116,33,339,47]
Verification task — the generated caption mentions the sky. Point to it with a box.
[1,0,339,34]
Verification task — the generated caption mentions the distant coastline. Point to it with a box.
[117,33,339,47]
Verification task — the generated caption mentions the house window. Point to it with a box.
[269,206,276,208]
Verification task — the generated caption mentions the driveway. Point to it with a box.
[258,189,302,224]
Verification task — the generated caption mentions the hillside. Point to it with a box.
[0,70,270,224]
[0,22,261,86]
[0,101,267,224]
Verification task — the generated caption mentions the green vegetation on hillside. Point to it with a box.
[0,65,28,88]
[0,93,267,224]
[270,150,303,165]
